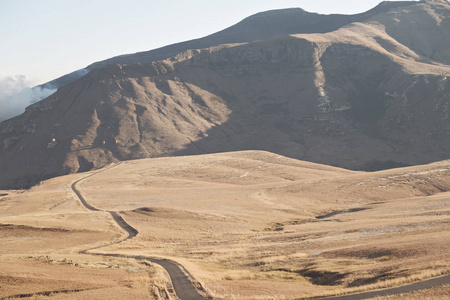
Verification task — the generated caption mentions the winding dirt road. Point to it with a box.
[72,164,207,300]
[317,274,450,299]
[72,164,449,300]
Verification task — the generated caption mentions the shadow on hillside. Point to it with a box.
[168,38,433,171]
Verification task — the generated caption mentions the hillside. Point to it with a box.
[1,0,450,189]
[1,151,449,299]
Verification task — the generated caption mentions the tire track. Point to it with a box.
[72,163,207,300]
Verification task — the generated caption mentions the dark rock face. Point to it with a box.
[1,0,450,189]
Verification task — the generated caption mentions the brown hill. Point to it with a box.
[1,0,450,189]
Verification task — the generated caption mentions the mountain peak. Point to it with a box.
[48,1,422,89]
[1,1,449,189]
[246,7,307,17]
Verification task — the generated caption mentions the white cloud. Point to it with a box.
[0,75,31,99]
[0,75,56,123]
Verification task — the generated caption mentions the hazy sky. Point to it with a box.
[1,0,416,86]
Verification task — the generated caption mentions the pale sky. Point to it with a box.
[0,0,417,86]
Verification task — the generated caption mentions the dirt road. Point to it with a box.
[316,274,450,299]
[72,165,207,300]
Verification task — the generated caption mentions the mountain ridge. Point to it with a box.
[39,1,419,91]
[1,0,449,189]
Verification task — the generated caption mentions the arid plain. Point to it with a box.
[0,150,449,299]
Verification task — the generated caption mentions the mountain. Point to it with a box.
[1,0,450,189]
[38,1,419,91]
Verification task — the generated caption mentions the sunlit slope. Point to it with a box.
[75,150,450,299]
[0,150,449,298]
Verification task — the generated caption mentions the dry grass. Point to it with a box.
[0,255,153,299]
[0,174,169,299]
[1,151,449,299]
[79,151,450,299]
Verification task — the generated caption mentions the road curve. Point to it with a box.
[108,211,138,239]
[72,164,207,300]
[93,253,206,300]
[317,274,450,300]
[72,179,100,212]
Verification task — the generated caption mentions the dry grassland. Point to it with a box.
[1,150,449,299]
[80,151,450,299]
[0,175,173,299]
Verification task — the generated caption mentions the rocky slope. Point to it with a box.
[1,0,449,189]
